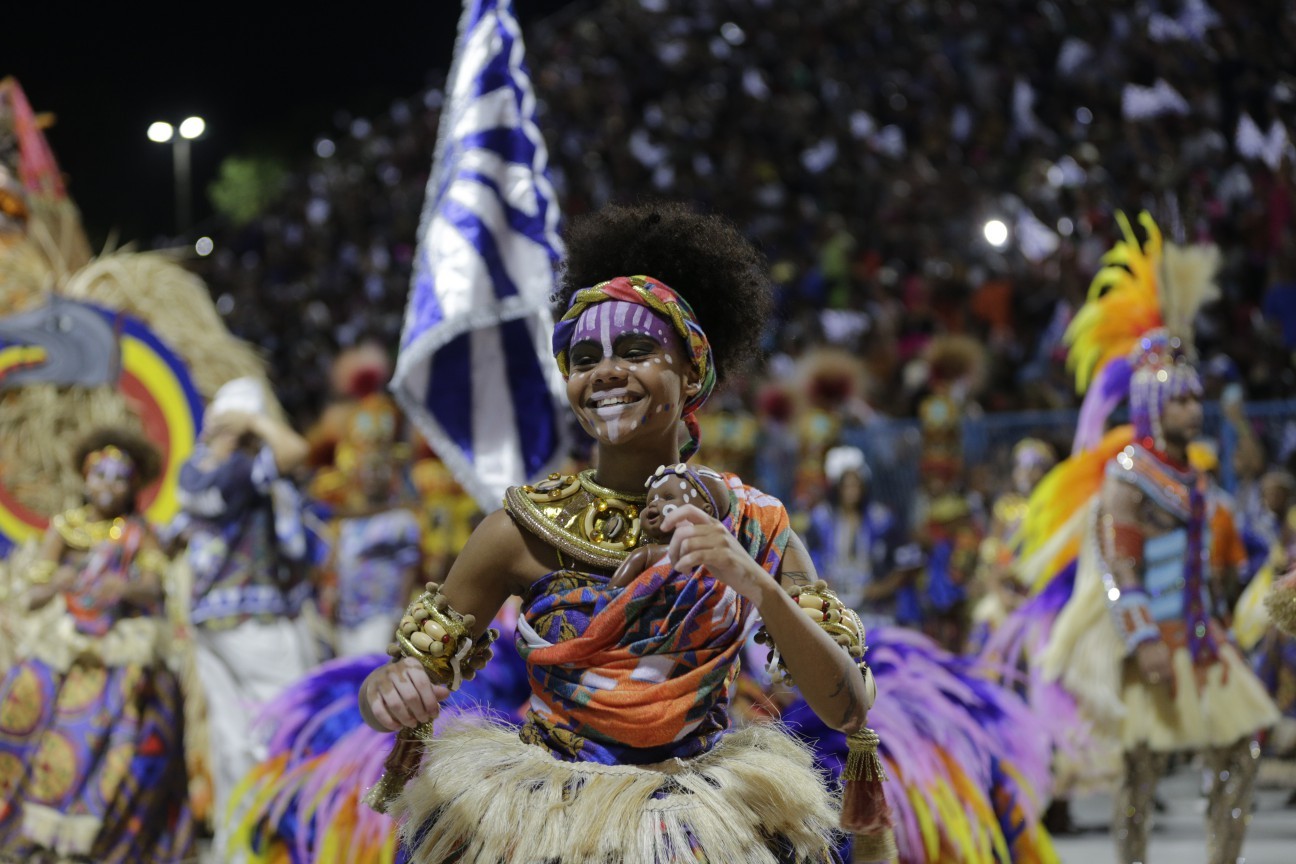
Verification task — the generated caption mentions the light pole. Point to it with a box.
[148,116,205,235]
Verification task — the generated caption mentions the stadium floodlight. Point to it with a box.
[179,116,206,139]
[147,121,174,143]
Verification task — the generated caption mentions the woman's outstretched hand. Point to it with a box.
[360,657,451,732]
[662,504,776,604]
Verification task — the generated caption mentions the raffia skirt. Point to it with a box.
[390,721,841,864]
[1119,621,1279,752]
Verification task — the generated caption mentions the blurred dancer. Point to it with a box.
[804,445,920,629]
[1032,214,1277,864]
[175,378,316,854]
[0,430,191,863]
[316,395,424,657]
[1234,470,1296,805]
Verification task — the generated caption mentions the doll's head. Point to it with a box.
[639,463,731,543]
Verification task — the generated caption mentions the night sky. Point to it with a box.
[6,1,579,247]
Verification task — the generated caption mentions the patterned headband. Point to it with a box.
[553,275,716,460]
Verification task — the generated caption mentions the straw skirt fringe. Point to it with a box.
[1120,642,1279,751]
[391,721,839,864]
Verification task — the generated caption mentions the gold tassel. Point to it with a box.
[843,727,888,783]
[840,727,897,861]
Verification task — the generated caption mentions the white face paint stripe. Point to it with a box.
[614,302,629,327]
[598,303,613,356]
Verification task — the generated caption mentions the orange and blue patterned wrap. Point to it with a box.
[552,275,716,460]
[517,476,789,764]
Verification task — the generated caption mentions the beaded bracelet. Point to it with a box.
[757,580,868,685]
[370,582,499,813]
[385,581,498,690]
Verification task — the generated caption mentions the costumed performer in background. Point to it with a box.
[0,78,289,839]
[1026,213,1277,864]
[174,377,318,856]
[0,429,192,863]
[901,336,987,652]
[359,203,892,864]
[312,393,425,658]
[804,445,920,628]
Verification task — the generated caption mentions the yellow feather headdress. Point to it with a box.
[1064,211,1219,452]
[1017,212,1219,586]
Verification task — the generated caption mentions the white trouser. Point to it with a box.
[336,614,399,659]
[195,616,316,858]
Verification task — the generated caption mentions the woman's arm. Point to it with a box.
[1100,475,1175,693]
[358,507,540,732]
[664,506,872,734]
[759,532,874,732]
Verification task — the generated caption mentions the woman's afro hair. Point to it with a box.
[556,201,772,385]
[74,428,162,488]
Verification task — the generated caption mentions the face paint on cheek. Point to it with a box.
[659,369,683,410]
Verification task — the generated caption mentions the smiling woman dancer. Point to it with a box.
[359,202,884,864]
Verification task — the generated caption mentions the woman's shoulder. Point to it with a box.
[458,506,558,588]
[468,507,529,554]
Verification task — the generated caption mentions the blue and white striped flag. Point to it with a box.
[392,0,568,511]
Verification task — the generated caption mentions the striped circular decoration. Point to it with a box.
[0,302,204,555]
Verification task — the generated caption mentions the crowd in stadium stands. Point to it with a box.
[193,0,1296,442]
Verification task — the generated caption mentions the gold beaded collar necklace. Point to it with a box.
[504,469,646,570]
[53,506,130,551]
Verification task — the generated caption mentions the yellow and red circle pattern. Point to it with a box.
[0,303,203,554]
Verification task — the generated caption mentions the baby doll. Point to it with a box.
[610,463,732,586]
